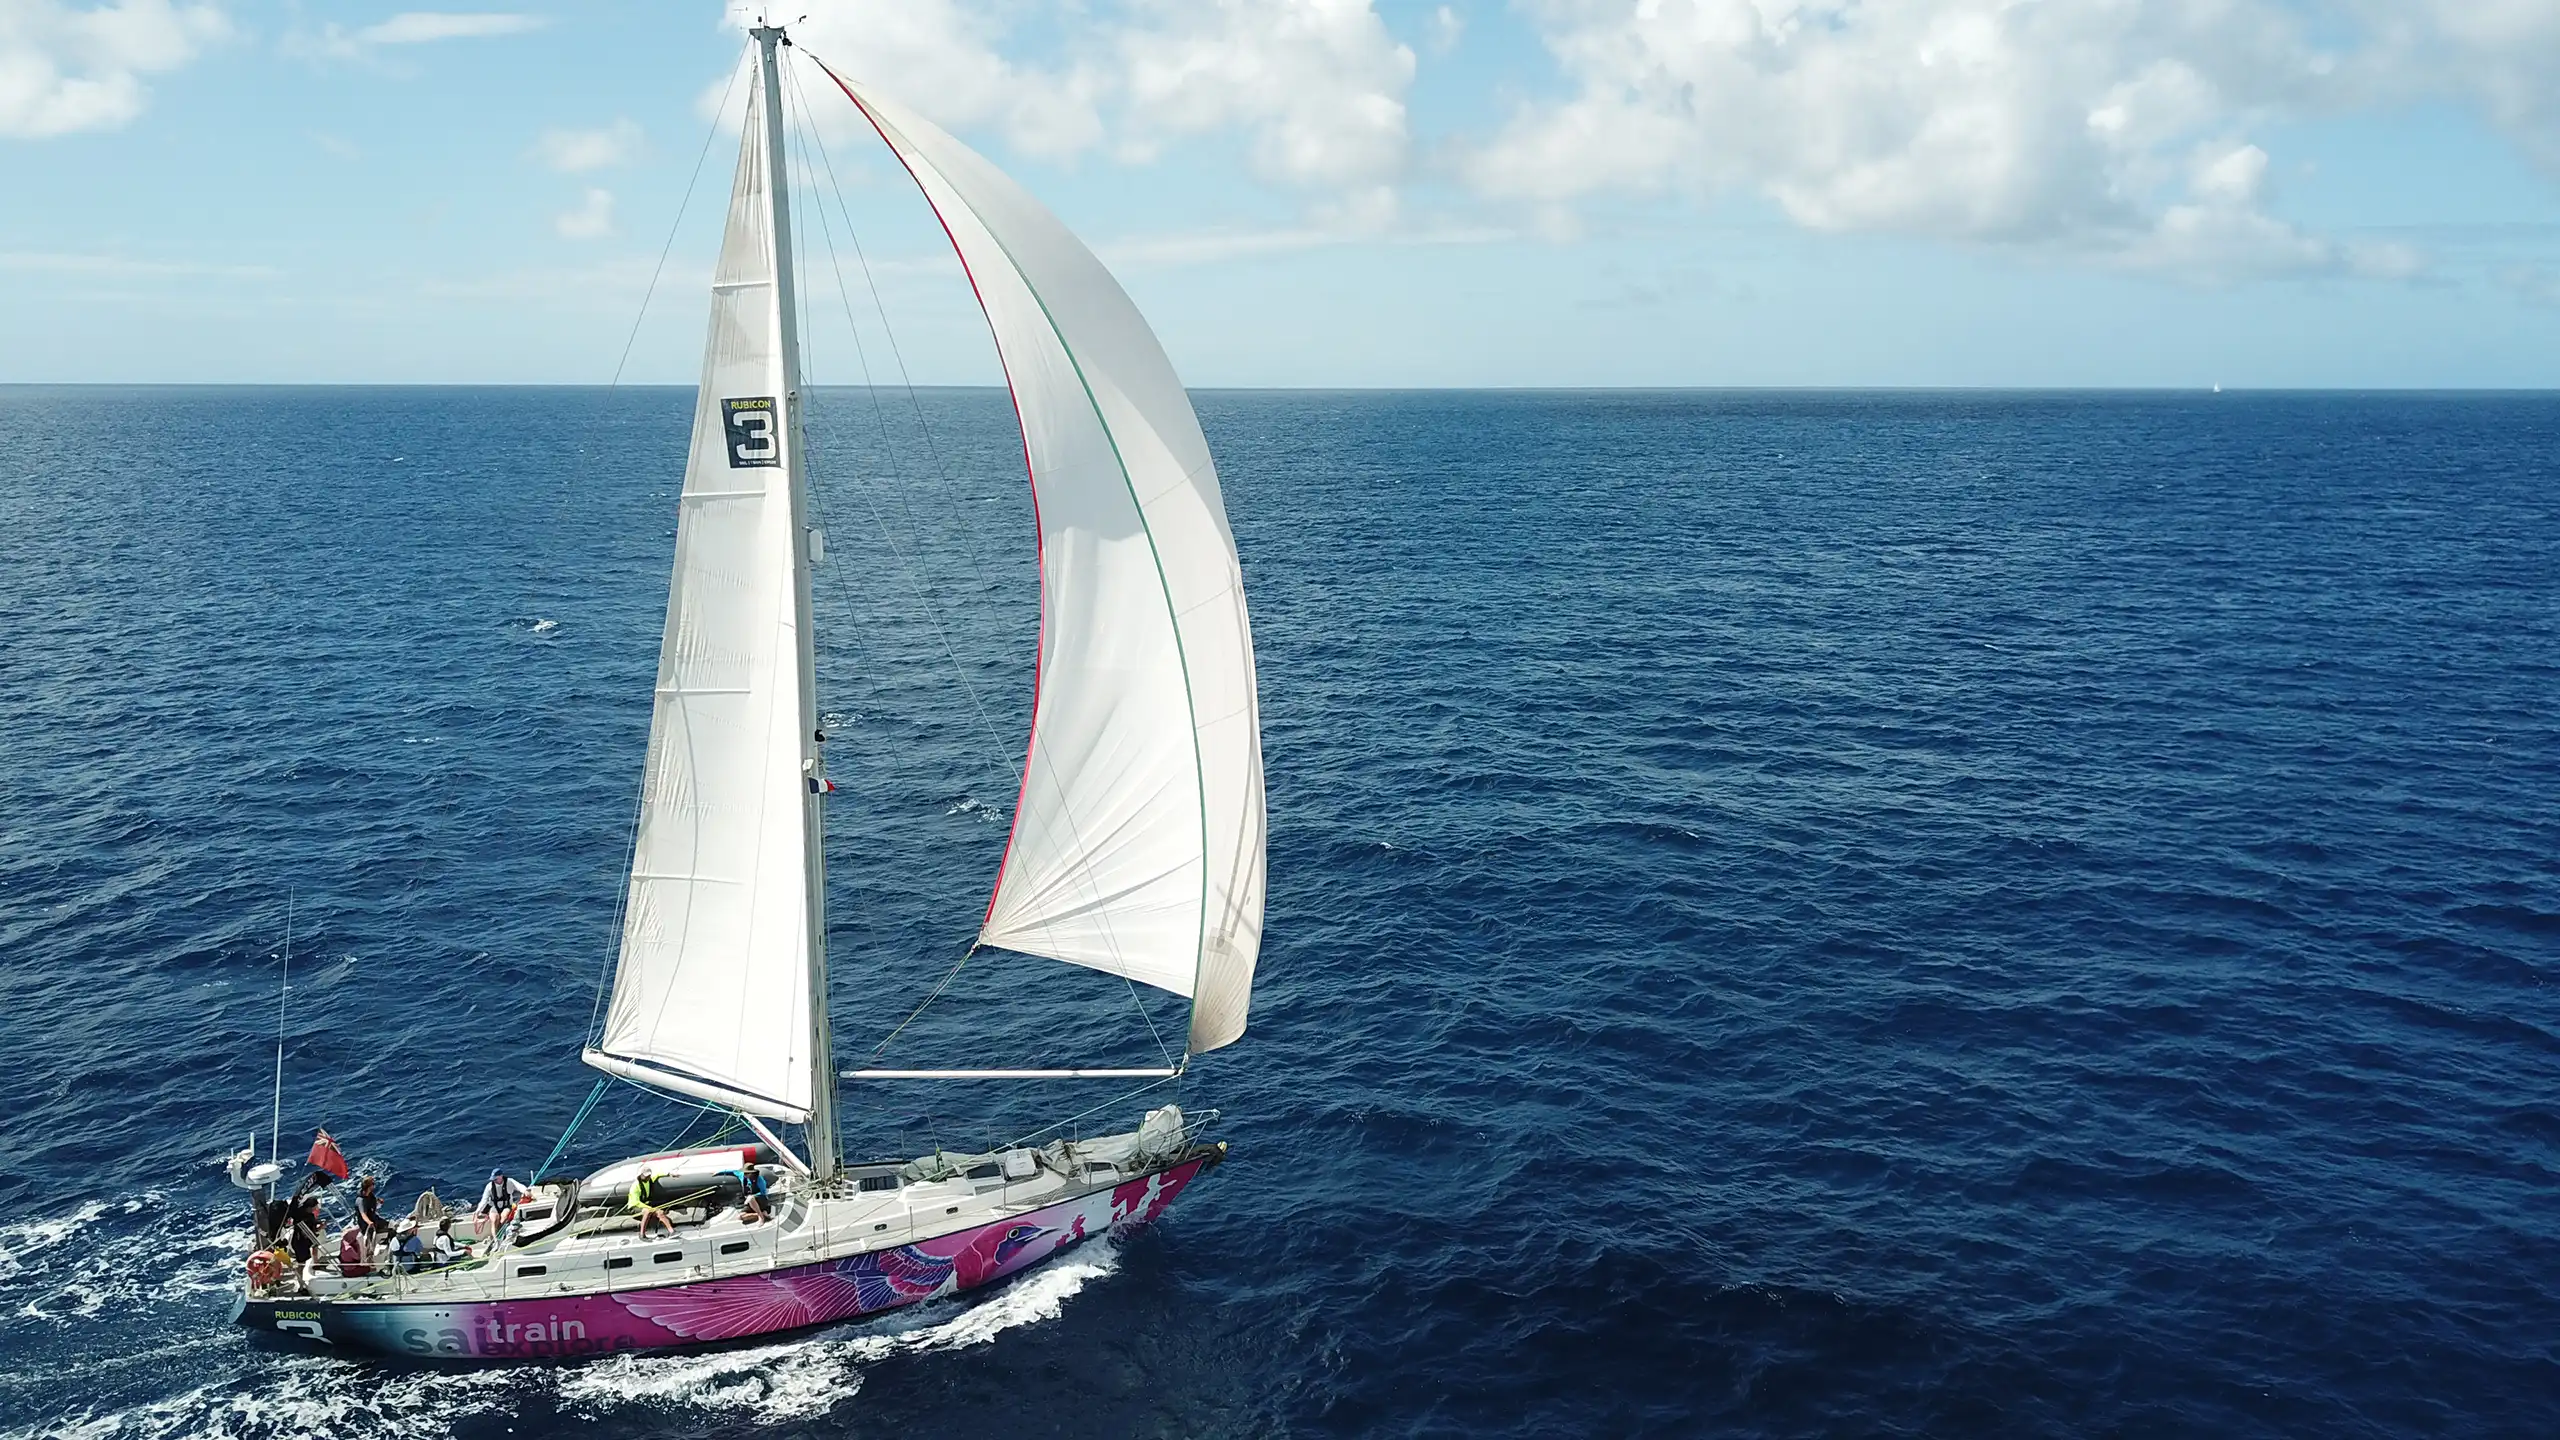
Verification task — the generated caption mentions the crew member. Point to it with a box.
[287,1188,325,1264]
[734,1161,770,1224]
[354,1176,395,1240]
[391,1220,425,1271]
[337,1222,372,1278]
[475,1168,533,1239]
[629,1167,676,1240]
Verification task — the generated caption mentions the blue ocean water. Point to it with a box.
[0,387,2554,1437]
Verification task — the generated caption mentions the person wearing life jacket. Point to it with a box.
[390,1219,424,1272]
[629,1167,676,1239]
[474,1168,533,1240]
[733,1161,771,1224]
[476,1168,532,1217]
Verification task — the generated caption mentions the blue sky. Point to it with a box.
[2,1,2557,386]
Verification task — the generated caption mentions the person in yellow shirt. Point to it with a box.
[629,1168,676,1240]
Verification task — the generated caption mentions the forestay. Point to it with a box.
[825,72,1267,1054]
[584,81,817,1119]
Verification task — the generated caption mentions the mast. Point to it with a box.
[754,22,840,1178]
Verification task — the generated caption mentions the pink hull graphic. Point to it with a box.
[239,1158,1209,1360]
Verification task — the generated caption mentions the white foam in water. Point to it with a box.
[39,1357,532,1440]
[558,1246,1119,1422]
[2,1195,242,1325]
[0,1198,119,1270]
[532,618,559,635]
[945,796,1007,823]
[13,1197,1122,1438]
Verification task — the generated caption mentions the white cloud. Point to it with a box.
[293,10,547,61]
[1463,1,2560,278]
[2110,139,2392,280]
[1100,219,1507,267]
[2353,1,2560,177]
[733,0,1101,155]
[533,116,639,172]
[357,11,543,45]
[1115,0,1415,203]
[747,0,1414,210]
[1430,5,1463,54]
[554,186,613,239]
[2498,262,2560,306]
[0,0,228,138]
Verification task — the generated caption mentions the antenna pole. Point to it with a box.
[270,895,291,1167]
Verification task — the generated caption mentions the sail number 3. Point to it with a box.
[723,397,781,468]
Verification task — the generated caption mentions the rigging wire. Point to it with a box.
[785,55,1181,1067]
[608,50,750,392]
[997,1069,1185,1155]
[779,64,835,1167]
[785,63,1007,594]
[786,64,1150,1063]
[783,59,1022,794]
[525,1077,610,1182]
[779,65,1018,1068]
[1125,974,1176,1069]
[861,941,978,1062]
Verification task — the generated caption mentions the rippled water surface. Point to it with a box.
[1,388,2555,1437]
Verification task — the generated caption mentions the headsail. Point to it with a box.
[822,71,1267,1054]
[584,72,824,1120]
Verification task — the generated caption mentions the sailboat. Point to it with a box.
[229,24,1264,1359]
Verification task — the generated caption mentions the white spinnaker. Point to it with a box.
[832,75,1266,1054]
[584,86,815,1118]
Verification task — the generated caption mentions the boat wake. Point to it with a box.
[555,1246,1117,1419]
[5,1197,1120,1439]
[1,1193,238,1327]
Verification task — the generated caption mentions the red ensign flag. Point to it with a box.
[307,1129,349,1181]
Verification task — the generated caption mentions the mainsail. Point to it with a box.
[825,72,1268,1055]
[584,73,827,1121]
